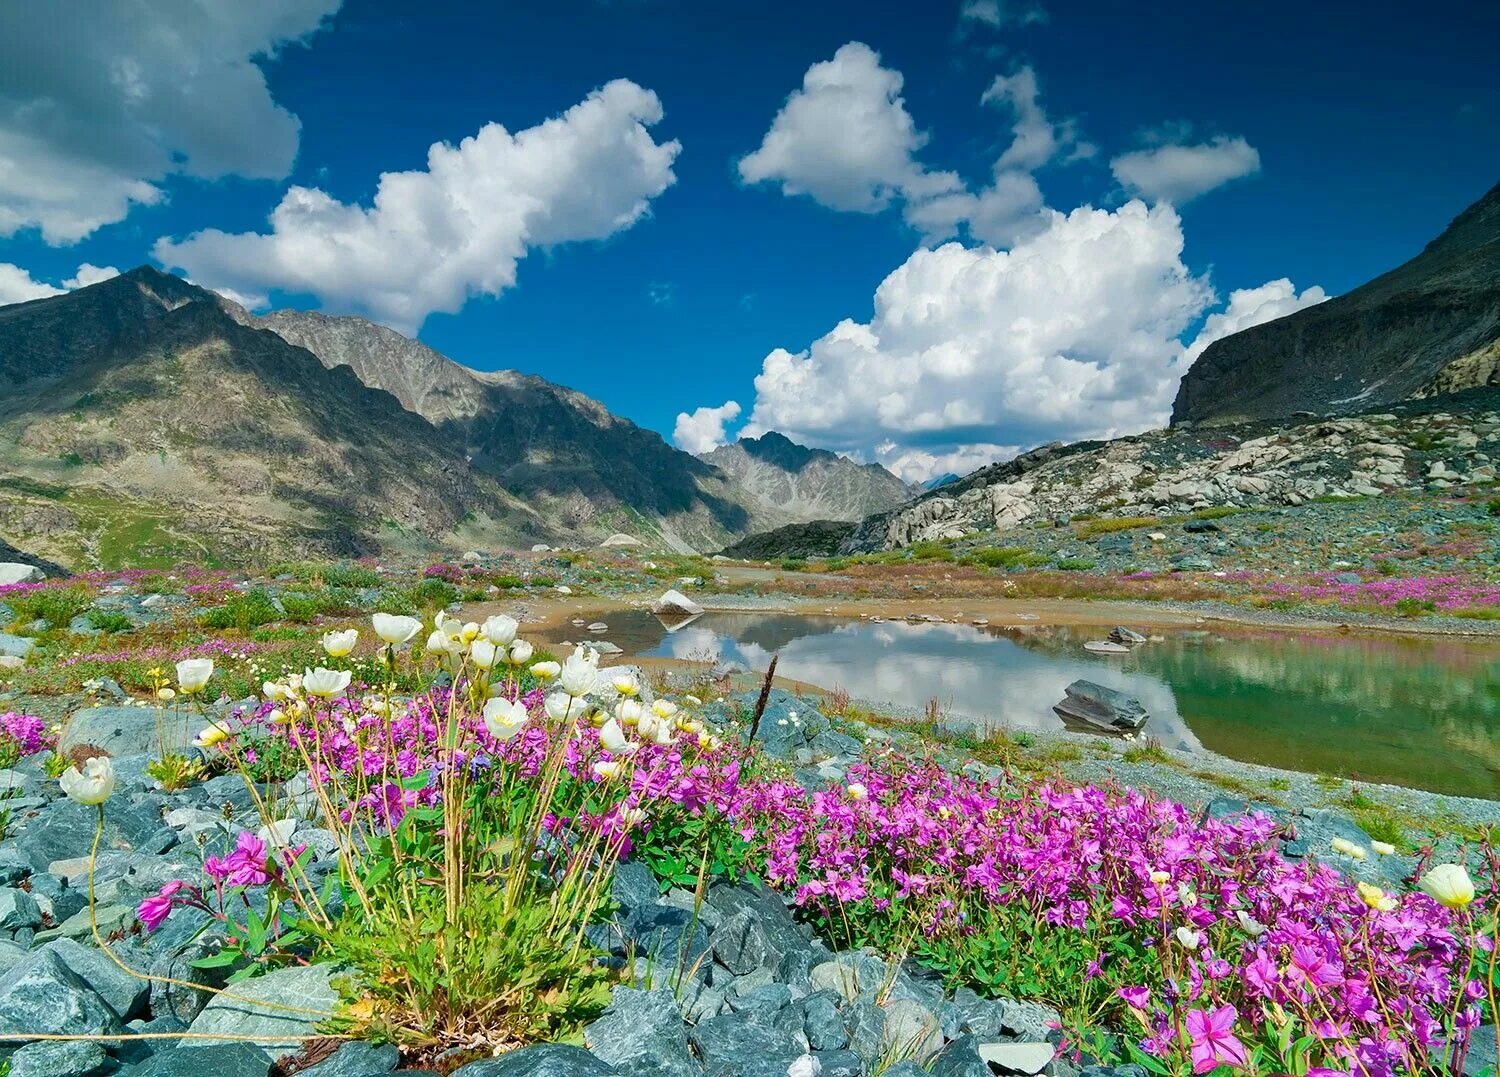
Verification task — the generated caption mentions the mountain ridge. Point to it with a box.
[0,268,553,565]
[1172,180,1500,425]
[700,432,913,531]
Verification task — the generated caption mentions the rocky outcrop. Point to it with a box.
[1173,180,1500,424]
[701,433,913,531]
[841,392,1500,552]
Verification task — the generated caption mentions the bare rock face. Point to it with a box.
[1173,180,1500,425]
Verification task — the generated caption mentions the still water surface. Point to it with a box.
[549,611,1500,798]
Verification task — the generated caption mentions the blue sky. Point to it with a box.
[2,0,1497,480]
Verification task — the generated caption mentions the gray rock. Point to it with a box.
[623,904,710,972]
[929,1035,991,1077]
[128,1042,274,1076]
[0,563,43,586]
[16,796,163,872]
[610,859,659,913]
[7,1038,111,1077]
[0,846,31,884]
[298,1041,401,1075]
[0,948,124,1040]
[585,987,695,1077]
[801,990,847,1050]
[0,632,35,659]
[689,1012,801,1066]
[44,937,149,1020]
[182,962,336,1061]
[880,998,941,1062]
[34,902,132,943]
[451,1044,616,1076]
[148,943,219,1024]
[60,705,193,758]
[875,1065,926,1077]
[1465,1024,1497,1076]
[711,905,810,979]
[726,982,793,1025]
[809,954,886,1002]
[845,1000,885,1061]
[0,886,40,931]
[997,998,1062,1042]
[1052,680,1148,732]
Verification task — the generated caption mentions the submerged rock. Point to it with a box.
[1052,679,1149,732]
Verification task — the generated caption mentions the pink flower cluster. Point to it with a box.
[1263,572,1500,610]
[0,711,51,757]
[732,755,1491,1075]
[174,685,1491,1074]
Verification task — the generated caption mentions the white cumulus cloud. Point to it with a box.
[155,79,681,333]
[1182,277,1329,365]
[1110,135,1261,205]
[0,262,119,305]
[736,43,954,214]
[673,400,742,455]
[981,67,1094,173]
[0,0,339,244]
[734,200,1219,481]
[738,45,1084,250]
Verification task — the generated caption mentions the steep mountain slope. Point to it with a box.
[244,309,750,550]
[0,268,551,566]
[699,432,913,529]
[1173,181,1500,424]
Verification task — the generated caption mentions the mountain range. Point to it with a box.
[0,269,910,567]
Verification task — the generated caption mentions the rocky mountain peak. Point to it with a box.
[701,434,912,530]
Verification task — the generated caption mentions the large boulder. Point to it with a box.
[0,948,125,1041]
[0,563,44,586]
[1052,680,1148,732]
[650,589,704,620]
[584,987,695,1077]
[61,705,195,758]
[182,962,337,1062]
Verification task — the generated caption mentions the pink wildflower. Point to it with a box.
[1185,1004,1248,1074]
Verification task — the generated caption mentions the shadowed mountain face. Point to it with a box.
[700,432,913,531]
[1172,181,1500,425]
[0,268,551,566]
[247,309,750,550]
